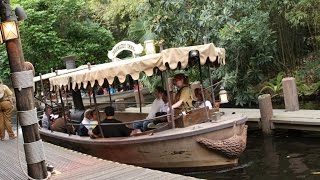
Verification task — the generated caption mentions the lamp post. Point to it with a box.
[0,0,48,179]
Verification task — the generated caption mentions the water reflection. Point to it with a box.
[186,129,320,179]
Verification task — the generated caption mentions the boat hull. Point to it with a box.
[40,114,247,171]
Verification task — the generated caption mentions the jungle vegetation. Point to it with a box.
[0,0,319,106]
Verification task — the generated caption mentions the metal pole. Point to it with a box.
[200,85,210,120]
[208,66,215,106]
[89,87,92,108]
[92,86,105,138]
[137,80,142,113]
[108,83,112,106]
[204,36,215,106]
[164,71,175,128]
[198,58,203,85]
[160,71,165,88]
[0,1,47,177]
[59,88,70,136]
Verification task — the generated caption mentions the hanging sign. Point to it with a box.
[108,41,144,61]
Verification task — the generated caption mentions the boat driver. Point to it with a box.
[170,73,193,114]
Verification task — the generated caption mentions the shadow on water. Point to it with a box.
[184,129,320,180]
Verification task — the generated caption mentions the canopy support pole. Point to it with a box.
[92,85,105,138]
[137,80,142,113]
[108,83,112,106]
[208,65,215,106]
[165,71,175,128]
[59,87,71,136]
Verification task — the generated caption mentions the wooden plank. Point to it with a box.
[273,124,320,132]
[272,117,320,125]
[0,133,193,180]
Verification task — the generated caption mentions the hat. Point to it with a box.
[0,85,4,99]
[174,73,187,80]
[84,108,95,117]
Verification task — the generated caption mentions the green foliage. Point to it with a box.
[136,0,277,106]
[13,0,114,74]
[140,73,161,92]
[260,72,284,98]
[295,58,320,96]
[0,46,10,83]
[88,0,144,42]
[284,0,320,52]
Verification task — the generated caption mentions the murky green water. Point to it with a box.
[185,129,320,179]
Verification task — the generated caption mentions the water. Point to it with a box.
[185,129,320,179]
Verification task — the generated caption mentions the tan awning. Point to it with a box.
[49,43,225,90]
[162,43,225,69]
[49,53,163,90]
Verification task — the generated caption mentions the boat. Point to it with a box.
[39,42,248,171]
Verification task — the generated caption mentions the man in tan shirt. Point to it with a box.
[0,79,16,141]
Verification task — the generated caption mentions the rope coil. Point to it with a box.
[23,140,46,164]
[11,70,34,91]
[17,108,38,126]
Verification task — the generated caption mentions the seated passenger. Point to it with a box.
[89,106,133,138]
[41,106,55,130]
[51,110,75,134]
[171,74,193,114]
[133,86,165,131]
[78,109,98,136]
[194,88,213,109]
[148,91,169,128]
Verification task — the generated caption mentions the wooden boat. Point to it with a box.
[39,43,248,171]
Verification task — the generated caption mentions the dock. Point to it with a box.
[0,130,196,180]
[125,106,320,132]
[220,108,320,131]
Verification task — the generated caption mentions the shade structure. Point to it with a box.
[49,43,226,90]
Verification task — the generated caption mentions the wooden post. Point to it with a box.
[258,94,273,136]
[0,0,48,178]
[282,77,299,111]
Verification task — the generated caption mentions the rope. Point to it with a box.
[24,140,46,164]
[17,108,38,127]
[11,70,34,91]
[16,113,51,180]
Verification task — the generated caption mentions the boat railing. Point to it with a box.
[65,113,172,127]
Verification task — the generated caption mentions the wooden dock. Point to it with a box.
[125,106,320,131]
[220,108,320,131]
[0,130,197,180]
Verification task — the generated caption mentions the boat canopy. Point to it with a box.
[33,65,88,83]
[49,43,225,90]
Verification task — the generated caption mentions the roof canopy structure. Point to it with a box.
[49,43,226,90]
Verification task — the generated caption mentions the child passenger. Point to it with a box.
[78,109,98,136]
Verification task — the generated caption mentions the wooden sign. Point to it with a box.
[108,41,144,61]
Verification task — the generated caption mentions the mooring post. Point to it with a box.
[0,0,48,178]
[258,94,273,136]
[282,77,299,111]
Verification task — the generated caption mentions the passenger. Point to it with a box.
[41,106,57,130]
[78,109,98,136]
[194,88,213,109]
[148,91,169,128]
[89,106,134,138]
[133,86,165,131]
[51,110,75,134]
[171,74,193,114]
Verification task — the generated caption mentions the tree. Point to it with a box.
[137,0,277,106]
[12,0,114,74]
